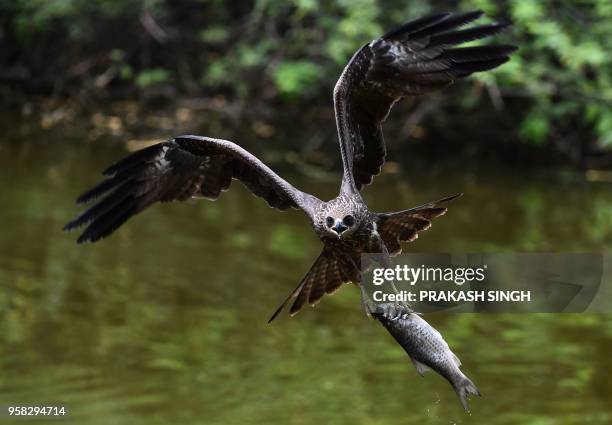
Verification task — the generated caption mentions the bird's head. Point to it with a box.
[315,196,365,239]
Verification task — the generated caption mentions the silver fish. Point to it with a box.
[373,303,480,411]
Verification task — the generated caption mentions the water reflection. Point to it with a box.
[0,140,611,424]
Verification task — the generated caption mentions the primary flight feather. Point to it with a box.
[65,10,515,411]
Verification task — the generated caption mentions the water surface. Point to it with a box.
[0,138,611,424]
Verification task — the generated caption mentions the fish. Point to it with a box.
[373,303,480,411]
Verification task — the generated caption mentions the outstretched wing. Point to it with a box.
[334,10,516,192]
[268,248,360,322]
[377,193,461,256]
[64,135,320,243]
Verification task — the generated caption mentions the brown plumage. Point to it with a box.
[65,11,515,410]
[378,194,461,256]
[64,137,318,243]
[65,8,514,317]
[334,10,515,192]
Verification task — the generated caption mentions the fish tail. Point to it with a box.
[453,374,481,412]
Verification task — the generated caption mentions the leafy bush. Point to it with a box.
[135,68,172,88]
[1,0,610,158]
[274,61,321,97]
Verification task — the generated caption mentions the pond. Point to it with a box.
[0,133,611,425]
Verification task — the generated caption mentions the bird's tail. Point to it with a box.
[268,250,359,322]
[267,251,326,323]
[267,276,308,323]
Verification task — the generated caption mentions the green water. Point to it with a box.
[0,139,611,425]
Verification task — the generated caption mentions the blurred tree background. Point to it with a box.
[0,0,611,168]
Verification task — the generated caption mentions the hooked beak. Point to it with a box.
[331,219,348,237]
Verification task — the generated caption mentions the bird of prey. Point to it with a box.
[65,11,515,410]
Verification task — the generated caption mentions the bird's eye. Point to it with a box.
[326,217,334,227]
[343,215,355,226]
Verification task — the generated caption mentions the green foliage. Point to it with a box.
[465,0,612,148]
[274,61,322,97]
[520,109,550,145]
[199,26,229,44]
[135,68,172,88]
[3,0,612,155]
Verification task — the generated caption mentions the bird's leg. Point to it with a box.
[359,283,378,317]
[369,232,413,315]
[388,279,413,316]
[358,264,412,318]
[361,227,414,317]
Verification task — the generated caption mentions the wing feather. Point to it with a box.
[268,249,360,322]
[377,194,461,256]
[334,11,516,192]
[65,135,320,243]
